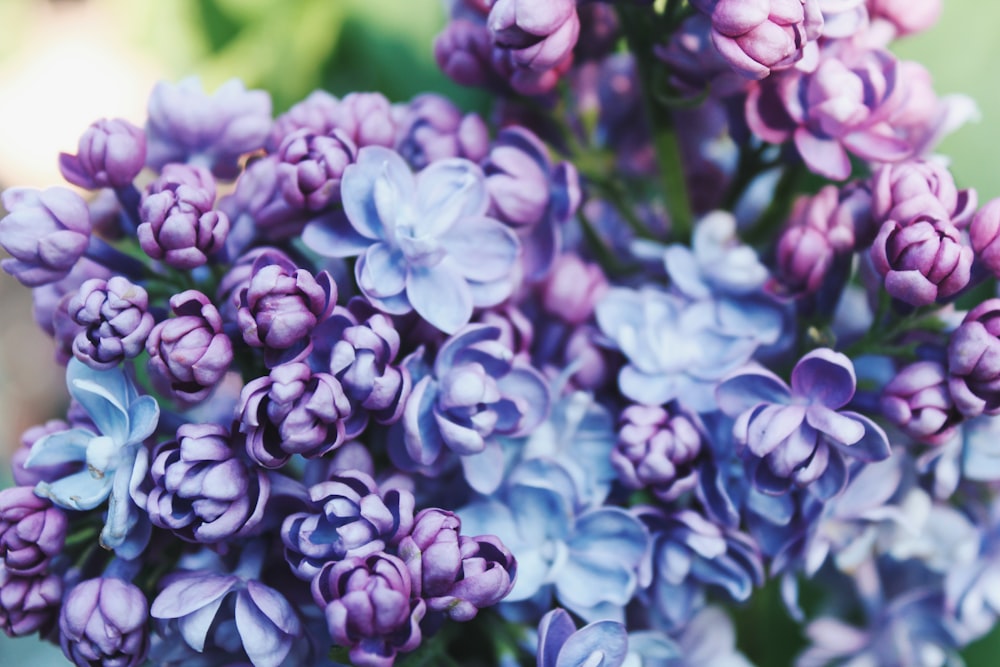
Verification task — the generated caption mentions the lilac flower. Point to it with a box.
[239,361,352,468]
[141,423,271,543]
[0,486,67,577]
[146,290,233,406]
[138,163,229,269]
[612,404,703,503]
[282,471,415,579]
[0,187,92,287]
[60,576,150,667]
[311,552,425,667]
[218,156,312,250]
[68,276,155,370]
[716,348,891,498]
[871,159,976,229]
[25,360,158,554]
[691,0,823,79]
[870,215,972,306]
[536,608,628,667]
[0,568,62,637]
[276,128,356,210]
[236,253,336,366]
[397,324,549,493]
[151,569,303,667]
[817,0,868,38]
[970,197,1000,278]
[427,534,517,621]
[58,118,147,190]
[11,420,78,488]
[542,255,607,326]
[867,0,941,38]
[488,0,580,72]
[145,78,272,179]
[302,146,520,333]
[266,89,340,152]
[393,94,489,169]
[434,19,499,90]
[948,299,1000,417]
[881,361,960,445]
[327,92,397,150]
[655,14,749,98]
[216,247,295,324]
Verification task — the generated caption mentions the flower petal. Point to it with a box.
[406,261,473,334]
[440,216,520,282]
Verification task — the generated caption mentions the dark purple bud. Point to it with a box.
[68,276,154,370]
[394,94,489,169]
[434,19,499,89]
[0,487,67,577]
[398,508,463,599]
[611,405,702,502]
[948,300,1000,417]
[872,160,976,229]
[655,14,749,97]
[426,534,516,621]
[0,187,92,287]
[328,92,397,150]
[311,552,425,667]
[488,0,579,71]
[237,253,336,366]
[60,577,149,667]
[144,423,270,543]
[239,361,352,468]
[277,128,356,210]
[542,254,608,325]
[871,216,972,306]
[146,289,233,406]
[282,471,415,579]
[216,247,295,325]
[0,568,63,637]
[970,198,1000,278]
[138,164,229,269]
[266,89,340,152]
[881,361,959,444]
[59,118,147,190]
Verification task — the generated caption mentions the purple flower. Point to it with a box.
[0,487,67,577]
[612,404,703,503]
[60,577,150,667]
[488,0,580,72]
[218,156,312,248]
[277,128,356,210]
[236,252,336,367]
[881,361,959,445]
[0,568,62,637]
[68,276,155,370]
[398,324,549,493]
[239,361,352,468]
[434,19,499,90]
[655,14,749,98]
[0,187,92,287]
[145,78,272,180]
[328,92,397,150]
[393,94,489,169]
[58,118,147,190]
[216,246,295,324]
[266,89,340,152]
[311,552,425,667]
[302,146,520,334]
[11,420,78,487]
[541,254,608,325]
[692,0,823,79]
[870,215,972,306]
[146,290,233,406]
[868,0,941,38]
[948,299,1000,417]
[282,471,415,579]
[716,348,891,498]
[138,164,229,269]
[142,423,271,543]
[425,534,516,621]
[537,608,628,667]
[397,508,462,599]
[872,159,976,229]
[970,197,1000,278]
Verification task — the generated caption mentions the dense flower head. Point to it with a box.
[59,117,147,190]
[60,576,150,667]
[0,486,67,578]
[68,276,154,370]
[0,187,92,287]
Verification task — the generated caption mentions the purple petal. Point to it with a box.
[538,609,577,667]
[835,412,891,462]
[302,211,374,258]
[805,405,864,445]
[406,261,473,334]
[716,368,791,417]
[440,216,520,282]
[555,620,629,667]
[460,438,506,494]
[235,589,294,667]
[150,575,239,620]
[791,349,856,408]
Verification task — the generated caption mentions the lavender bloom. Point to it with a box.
[58,118,147,190]
[277,128,356,210]
[596,287,757,413]
[138,164,229,269]
[236,253,336,366]
[427,534,516,621]
[612,404,703,503]
[0,487,67,577]
[536,608,628,667]
[488,0,579,72]
[25,360,158,554]
[216,247,295,324]
[311,552,425,667]
[151,570,302,667]
[542,254,607,325]
[948,299,1000,417]
[397,508,463,599]
[68,276,154,370]
[60,577,150,667]
[434,19,499,90]
[239,361,352,468]
[970,198,1000,278]
[302,146,520,334]
[145,78,272,180]
[393,94,489,169]
[266,89,340,152]
[328,92,397,150]
[218,156,311,249]
[871,215,972,307]
[0,187,92,287]
[142,423,271,543]
[871,159,976,229]
[282,471,415,579]
[0,568,62,637]
[881,361,959,445]
[147,290,233,406]
[398,324,549,493]
[716,348,891,498]
[691,0,823,79]
[745,45,911,180]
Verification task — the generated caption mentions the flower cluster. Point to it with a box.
[5,0,1000,665]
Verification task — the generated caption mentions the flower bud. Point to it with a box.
[870,216,972,306]
[0,187,92,287]
[59,118,147,190]
[60,577,149,667]
[69,276,154,370]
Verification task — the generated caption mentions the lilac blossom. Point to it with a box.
[68,276,155,370]
[948,299,1000,417]
[434,19,499,90]
[0,486,67,577]
[393,94,489,169]
[11,420,78,488]
[0,568,62,637]
[58,118,147,190]
[397,324,549,493]
[881,361,959,445]
[0,187,92,287]
[145,77,272,179]
[218,156,312,250]
[655,14,749,98]
[536,608,628,667]
[716,348,891,498]
[60,576,150,667]
[423,533,516,621]
[276,128,356,210]
[303,146,520,333]
[24,359,158,555]
[871,159,976,229]
[542,254,607,326]
[216,247,295,324]
[867,0,941,38]
[488,0,580,72]
[327,92,397,150]
[612,404,703,503]
[266,89,340,152]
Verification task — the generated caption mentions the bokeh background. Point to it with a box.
[0,0,996,663]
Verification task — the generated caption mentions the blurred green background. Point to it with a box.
[0,0,997,663]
